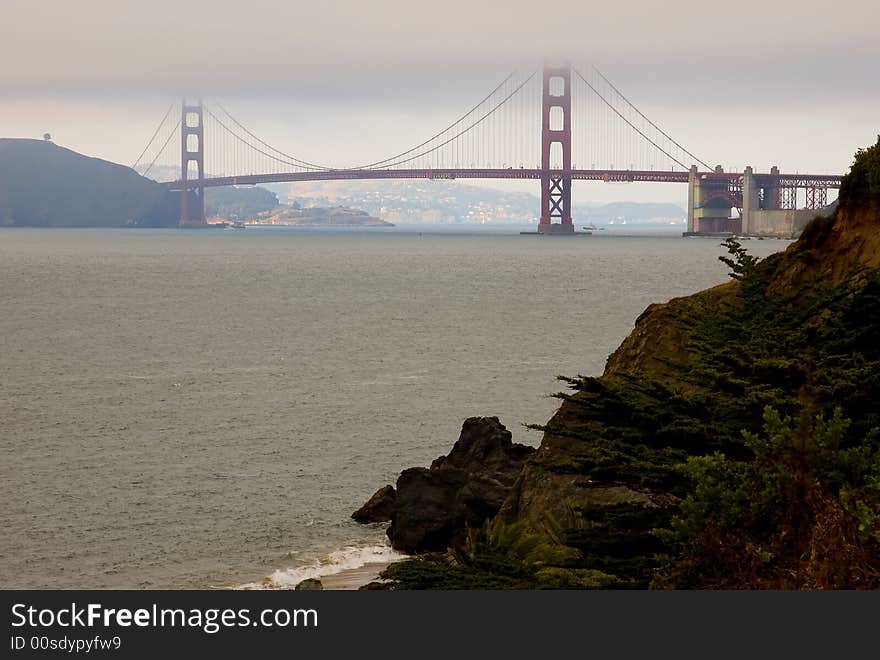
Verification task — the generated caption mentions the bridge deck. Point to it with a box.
[163,168,842,191]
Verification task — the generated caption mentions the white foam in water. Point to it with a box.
[238,543,407,589]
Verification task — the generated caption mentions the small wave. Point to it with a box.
[238,543,406,590]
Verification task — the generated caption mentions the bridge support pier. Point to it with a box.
[762,165,781,211]
[180,98,206,226]
[538,63,573,234]
[687,166,698,233]
[741,166,759,235]
[684,166,739,234]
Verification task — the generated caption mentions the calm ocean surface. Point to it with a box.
[0,224,787,588]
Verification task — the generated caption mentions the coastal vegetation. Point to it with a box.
[840,135,880,200]
[363,138,880,589]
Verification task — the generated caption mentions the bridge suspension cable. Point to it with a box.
[356,70,521,170]
[133,62,716,183]
[590,65,712,170]
[140,117,181,178]
[203,104,329,172]
[208,100,332,171]
[131,101,181,180]
[572,66,691,170]
[132,102,175,170]
[369,70,538,169]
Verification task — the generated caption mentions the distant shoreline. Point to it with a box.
[245,221,394,227]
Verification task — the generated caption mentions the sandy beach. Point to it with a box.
[319,561,393,590]
[237,560,395,590]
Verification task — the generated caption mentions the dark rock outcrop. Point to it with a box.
[389,467,471,553]
[294,578,323,590]
[351,485,397,523]
[353,416,535,554]
[429,415,534,475]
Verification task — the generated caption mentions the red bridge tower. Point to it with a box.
[180,99,206,226]
[539,63,573,234]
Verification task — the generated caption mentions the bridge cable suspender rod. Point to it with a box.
[356,70,525,170]
[572,66,689,171]
[371,71,538,169]
[591,65,712,170]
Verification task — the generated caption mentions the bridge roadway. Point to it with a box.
[163,168,842,191]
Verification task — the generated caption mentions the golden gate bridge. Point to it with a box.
[132,63,842,235]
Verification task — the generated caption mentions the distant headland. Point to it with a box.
[0,139,389,228]
[0,138,176,227]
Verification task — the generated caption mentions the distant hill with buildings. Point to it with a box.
[255,206,393,226]
[267,179,685,225]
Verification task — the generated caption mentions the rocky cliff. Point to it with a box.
[0,138,175,227]
[354,417,533,554]
[359,138,880,589]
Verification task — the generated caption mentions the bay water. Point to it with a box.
[0,225,787,588]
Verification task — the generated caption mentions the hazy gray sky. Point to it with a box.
[2,0,877,204]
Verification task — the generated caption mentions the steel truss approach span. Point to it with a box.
[132,63,843,230]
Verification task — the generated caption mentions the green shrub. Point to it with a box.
[655,407,880,588]
[839,135,880,202]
